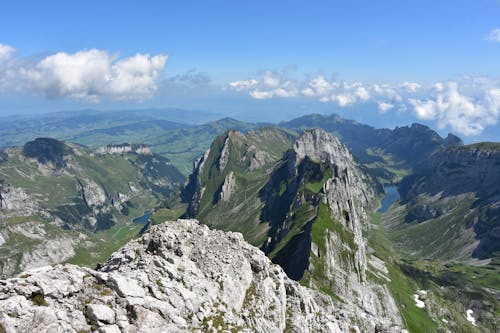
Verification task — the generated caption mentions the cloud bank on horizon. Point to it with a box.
[227,71,500,136]
[1,42,500,137]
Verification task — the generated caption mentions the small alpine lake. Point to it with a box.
[378,185,400,213]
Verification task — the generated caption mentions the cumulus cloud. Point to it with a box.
[227,71,500,136]
[378,102,394,113]
[409,79,500,136]
[0,46,168,101]
[228,72,394,108]
[0,44,15,62]
[229,70,298,99]
[401,82,421,93]
[262,70,281,88]
[228,79,258,92]
[486,28,500,43]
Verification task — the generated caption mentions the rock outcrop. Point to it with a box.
[289,130,399,324]
[22,138,71,169]
[0,183,38,214]
[217,171,236,202]
[95,144,152,155]
[402,144,500,201]
[0,219,403,333]
[0,139,185,278]
[395,143,500,261]
[181,128,402,328]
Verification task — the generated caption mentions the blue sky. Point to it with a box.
[1,0,500,141]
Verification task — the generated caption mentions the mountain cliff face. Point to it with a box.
[393,143,500,262]
[0,219,403,333]
[94,143,153,155]
[281,114,463,182]
[182,128,402,327]
[0,138,184,277]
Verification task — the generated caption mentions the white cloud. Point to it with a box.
[331,94,354,107]
[226,71,500,136]
[302,75,335,96]
[401,82,421,93]
[409,80,500,136]
[354,86,370,100]
[409,99,438,120]
[486,28,500,43]
[249,90,274,99]
[433,82,444,92]
[228,79,258,91]
[378,102,394,113]
[0,44,15,62]
[262,70,280,88]
[0,46,167,101]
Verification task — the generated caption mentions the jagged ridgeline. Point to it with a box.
[390,142,500,262]
[0,138,184,277]
[281,114,463,182]
[182,127,402,325]
[0,219,404,332]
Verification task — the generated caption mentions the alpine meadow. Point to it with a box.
[0,1,499,332]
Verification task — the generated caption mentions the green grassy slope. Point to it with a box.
[0,139,185,275]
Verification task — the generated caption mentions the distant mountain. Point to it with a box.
[389,142,500,262]
[0,110,258,175]
[179,127,499,332]
[0,138,184,277]
[148,117,260,174]
[0,108,221,149]
[281,113,463,182]
[0,110,463,181]
[181,128,402,325]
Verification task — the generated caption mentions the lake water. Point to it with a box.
[133,211,151,224]
[378,186,400,213]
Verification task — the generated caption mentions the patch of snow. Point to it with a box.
[466,309,476,326]
[413,294,425,308]
[442,318,449,324]
[417,289,427,296]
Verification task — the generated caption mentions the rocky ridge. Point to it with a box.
[181,128,402,328]
[289,130,398,323]
[0,219,404,333]
[395,143,500,261]
[95,144,152,156]
[0,138,185,277]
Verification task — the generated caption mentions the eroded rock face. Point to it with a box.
[397,144,500,260]
[0,219,403,333]
[402,146,500,201]
[293,130,400,325]
[0,184,38,213]
[22,138,71,169]
[218,171,236,202]
[95,144,152,155]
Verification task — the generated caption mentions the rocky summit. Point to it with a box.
[0,219,404,333]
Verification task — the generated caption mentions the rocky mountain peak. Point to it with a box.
[293,128,352,167]
[22,138,72,168]
[0,219,402,333]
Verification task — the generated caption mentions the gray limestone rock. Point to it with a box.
[0,219,404,333]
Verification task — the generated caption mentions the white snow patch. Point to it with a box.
[413,294,425,308]
[442,318,449,324]
[466,309,476,326]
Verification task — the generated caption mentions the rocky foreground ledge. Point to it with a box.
[0,219,403,333]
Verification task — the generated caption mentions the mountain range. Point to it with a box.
[0,109,498,332]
